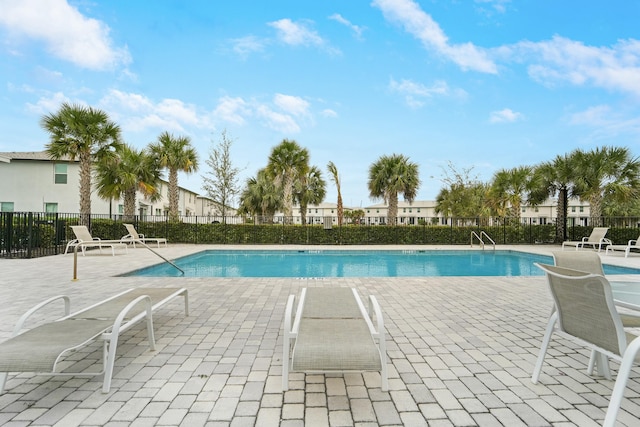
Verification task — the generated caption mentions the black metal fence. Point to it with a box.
[2,211,640,259]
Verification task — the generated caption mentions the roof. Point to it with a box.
[0,151,75,162]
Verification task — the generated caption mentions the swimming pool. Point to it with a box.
[124,249,640,278]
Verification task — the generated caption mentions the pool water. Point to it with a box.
[123,249,640,278]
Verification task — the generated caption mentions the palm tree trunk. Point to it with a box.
[79,150,92,226]
[123,188,136,222]
[283,175,294,224]
[300,201,307,225]
[589,194,603,226]
[169,168,179,222]
[337,193,343,227]
[387,194,398,226]
[557,188,568,242]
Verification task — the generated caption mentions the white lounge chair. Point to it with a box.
[64,225,128,256]
[0,287,188,394]
[121,223,167,248]
[282,287,388,391]
[605,235,640,258]
[532,263,640,427]
[561,227,611,252]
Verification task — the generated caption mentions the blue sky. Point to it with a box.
[1,0,640,208]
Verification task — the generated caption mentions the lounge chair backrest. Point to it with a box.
[123,224,140,239]
[536,263,626,356]
[552,251,604,275]
[586,227,609,242]
[71,225,94,242]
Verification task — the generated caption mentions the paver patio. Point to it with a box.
[0,244,639,426]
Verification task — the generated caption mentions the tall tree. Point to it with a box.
[237,168,282,223]
[529,153,578,241]
[266,139,309,223]
[95,144,161,221]
[367,154,420,225]
[296,165,326,225]
[149,131,199,222]
[201,130,242,222]
[489,166,533,219]
[327,161,344,226]
[573,146,640,223]
[42,102,122,224]
[434,162,492,219]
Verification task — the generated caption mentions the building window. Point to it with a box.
[403,208,406,213]
[535,207,539,212]
[44,203,58,213]
[417,208,421,213]
[522,207,526,212]
[54,164,67,184]
[579,206,584,213]
[571,206,576,212]
[376,209,379,213]
[0,202,14,212]
[155,208,161,216]
[118,204,124,214]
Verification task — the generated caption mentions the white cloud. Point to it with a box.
[489,108,523,123]
[389,77,460,108]
[212,93,318,134]
[371,0,497,74]
[229,35,267,58]
[268,18,340,55]
[321,109,338,118]
[274,94,310,117]
[329,13,365,39]
[568,105,640,140]
[569,105,612,126]
[256,105,301,133]
[99,90,208,133]
[475,0,511,14]
[213,96,251,125]
[502,36,640,96]
[25,91,70,114]
[0,0,130,70]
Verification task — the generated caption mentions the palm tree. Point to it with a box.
[149,132,199,222]
[237,168,283,223]
[42,102,122,224]
[529,153,578,241]
[367,154,420,225]
[573,146,640,224]
[266,139,309,223]
[489,166,533,220]
[327,161,344,226]
[296,165,326,225]
[95,144,161,221]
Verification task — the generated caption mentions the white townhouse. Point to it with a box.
[0,151,200,218]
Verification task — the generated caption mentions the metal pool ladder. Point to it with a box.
[470,231,495,250]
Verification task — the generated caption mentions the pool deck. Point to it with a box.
[0,244,639,426]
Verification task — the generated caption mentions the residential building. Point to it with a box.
[0,151,199,218]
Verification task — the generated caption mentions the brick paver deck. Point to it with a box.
[0,244,639,426]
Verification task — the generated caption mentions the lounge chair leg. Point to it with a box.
[532,313,557,384]
[603,338,640,426]
[0,373,7,394]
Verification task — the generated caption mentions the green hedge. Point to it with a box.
[82,220,559,246]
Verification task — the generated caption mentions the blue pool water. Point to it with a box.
[123,249,640,278]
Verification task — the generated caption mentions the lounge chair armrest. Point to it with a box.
[629,240,638,246]
[581,237,589,242]
[12,295,71,336]
[368,295,385,337]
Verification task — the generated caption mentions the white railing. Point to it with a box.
[470,231,496,250]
